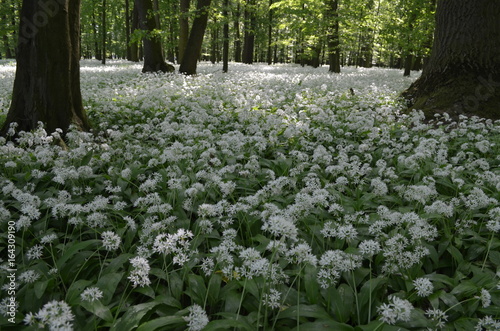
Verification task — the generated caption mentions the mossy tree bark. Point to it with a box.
[0,0,90,137]
[135,0,174,73]
[402,0,500,120]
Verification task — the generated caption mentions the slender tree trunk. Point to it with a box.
[233,3,242,62]
[92,9,101,60]
[179,0,190,64]
[102,0,106,64]
[403,0,500,120]
[267,0,273,65]
[179,0,212,75]
[125,0,132,60]
[222,0,229,72]
[135,0,174,72]
[1,0,90,136]
[326,0,340,73]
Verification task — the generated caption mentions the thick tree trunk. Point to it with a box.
[179,0,212,75]
[1,0,90,137]
[242,0,255,64]
[135,0,174,73]
[125,0,132,60]
[402,0,500,120]
[326,0,340,73]
[130,3,140,62]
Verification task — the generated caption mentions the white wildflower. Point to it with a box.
[80,287,104,302]
[101,231,121,251]
[413,277,434,297]
[183,304,209,331]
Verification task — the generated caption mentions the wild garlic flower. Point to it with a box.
[24,300,74,330]
[26,244,44,260]
[128,256,151,288]
[477,288,492,308]
[475,316,500,331]
[183,304,209,331]
[425,308,448,328]
[413,277,434,297]
[101,231,121,251]
[81,287,104,302]
[263,288,282,309]
[378,296,414,325]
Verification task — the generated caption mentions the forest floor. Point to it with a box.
[0,61,499,330]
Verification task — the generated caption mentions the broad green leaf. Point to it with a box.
[96,272,124,305]
[34,279,49,299]
[293,320,354,331]
[110,301,161,331]
[203,318,254,331]
[136,316,185,331]
[81,299,114,322]
[277,304,333,320]
[57,240,100,268]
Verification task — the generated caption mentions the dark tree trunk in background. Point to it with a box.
[267,0,273,65]
[125,0,131,60]
[326,0,340,73]
[222,0,229,72]
[179,0,212,75]
[102,0,107,64]
[242,0,255,64]
[135,0,174,72]
[130,3,140,62]
[403,0,500,120]
[233,3,242,62]
[0,0,90,136]
[178,0,190,64]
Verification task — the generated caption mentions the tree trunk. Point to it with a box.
[1,0,90,137]
[242,0,255,64]
[179,0,212,75]
[102,0,106,65]
[135,0,174,73]
[326,0,340,73]
[130,2,140,62]
[222,0,229,72]
[125,0,132,60]
[178,0,190,64]
[402,0,500,120]
[233,3,242,62]
[267,0,273,65]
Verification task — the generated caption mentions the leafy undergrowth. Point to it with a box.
[1,61,499,330]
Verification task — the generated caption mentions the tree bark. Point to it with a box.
[178,0,190,64]
[1,0,90,137]
[102,0,106,65]
[135,0,174,73]
[233,3,242,62]
[130,2,140,62]
[266,0,273,65]
[402,0,500,120]
[326,0,340,73]
[222,0,229,72]
[179,0,212,75]
[242,0,255,64]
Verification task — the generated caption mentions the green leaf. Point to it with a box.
[185,274,207,305]
[80,299,114,322]
[136,316,185,331]
[277,304,332,320]
[34,279,49,299]
[446,245,463,264]
[111,301,161,331]
[304,266,320,304]
[57,240,100,269]
[203,318,254,331]
[292,320,354,331]
[96,272,124,305]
